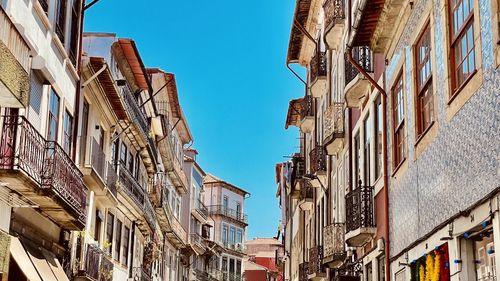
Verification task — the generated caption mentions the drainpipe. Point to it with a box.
[346,1,390,280]
[129,221,136,278]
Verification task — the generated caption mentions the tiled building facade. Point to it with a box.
[277,0,499,280]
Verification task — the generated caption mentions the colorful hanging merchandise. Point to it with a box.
[411,243,450,281]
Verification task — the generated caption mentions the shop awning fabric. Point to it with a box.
[9,236,69,281]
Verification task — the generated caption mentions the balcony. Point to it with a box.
[309,145,327,185]
[191,198,209,224]
[157,120,188,194]
[344,47,373,108]
[81,138,117,207]
[121,86,149,142]
[223,241,245,255]
[323,223,346,268]
[300,95,315,133]
[117,163,145,211]
[323,103,345,154]
[0,6,30,108]
[324,0,346,49]
[161,188,187,247]
[308,246,327,280]
[190,232,206,255]
[299,262,309,281]
[345,184,375,247]
[310,52,327,98]
[292,153,305,198]
[143,196,156,231]
[299,183,314,211]
[207,205,248,226]
[194,269,211,281]
[0,115,87,230]
[75,244,113,281]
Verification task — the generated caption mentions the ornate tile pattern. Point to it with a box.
[387,0,500,257]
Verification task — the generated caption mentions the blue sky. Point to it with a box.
[84,0,302,239]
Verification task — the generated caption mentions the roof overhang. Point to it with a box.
[112,39,150,92]
[286,0,312,64]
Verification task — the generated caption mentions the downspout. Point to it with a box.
[129,221,136,278]
[345,1,390,280]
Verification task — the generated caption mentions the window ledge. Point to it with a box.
[448,69,478,105]
[414,121,436,147]
[391,158,407,177]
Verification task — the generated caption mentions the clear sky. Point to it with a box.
[84,0,303,239]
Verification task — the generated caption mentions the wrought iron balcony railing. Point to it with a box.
[345,46,373,86]
[324,103,345,138]
[207,205,248,224]
[106,162,118,197]
[121,85,149,140]
[323,223,346,267]
[292,153,305,180]
[301,184,314,200]
[300,95,315,120]
[324,0,345,29]
[299,262,309,281]
[308,245,324,275]
[90,138,106,181]
[310,51,327,83]
[196,199,208,218]
[345,184,375,233]
[77,243,113,281]
[118,163,145,209]
[310,145,327,174]
[190,232,206,250]
[144,196,156,231]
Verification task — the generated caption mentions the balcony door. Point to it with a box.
[0,108,19,169]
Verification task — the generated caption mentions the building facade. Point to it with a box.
[204,174,249,281]
[0,1,250,280]
[278,0,499,280]
[244,237,284,281]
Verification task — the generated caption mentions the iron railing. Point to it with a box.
[324,103,345,139]
[195,199,208,219]
[345,46,373,86]
[0,116,45,183]
[43,140,87,223]
[207,205,248,224]
[106,162,118,197]
[118,163,145,209]
[81,244,101,280]
[223,241,245,253]
[300,95,314,120]
[91,138,106,181]
[345,184,375,233]
[301,183,314,200]
[310,51,327,83]
[299,262,309,281]
[195,269,210,281]
[99,254,113,281]
[324,0,345,29]
[144,196,156,231]
[308,246,324,275]
[323,223,346,264]
[310,145,327,174]
[190,232,205,250]
[121,86,149,140]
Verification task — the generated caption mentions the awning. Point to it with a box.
[10,237,69,281]
[9,237,42,281]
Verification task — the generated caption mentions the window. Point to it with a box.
[47,89,60,141]
[68,0,81,65]
[105,213,114,253]
[63,111,73,156]
[374,97,383,179]
[378,255,386,281]
[223,196,229,214]
[128,151,134,173]
[353,133,361,187]
[236,229,243,243]
[114,219,122,260]
[94,210,102,242]
[415,23,434,136]
[363,115,371,185]
[236,260,242,276]
[222,225,228,245]
[230,227,236,245]
[123,226,130,266]
[473,228,496,281]
[111,139,119,166]
[229,258,235,274]
[366,262,373,281]
[236,202,241,218]
[80,100,89,163]
[392,73,406,168]
[222,257,228,273]
[55,0,67,43]
[120,143,127,165]
[449,0,475,92]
